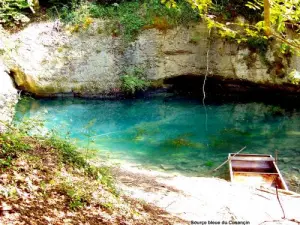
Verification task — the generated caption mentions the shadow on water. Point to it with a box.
[14,93,300,192]
[165,74,300,108]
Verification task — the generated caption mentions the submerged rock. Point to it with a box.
[287,175,300,189]
[160,164,176,171]
[292,167,300,173]
[279,157,292,163]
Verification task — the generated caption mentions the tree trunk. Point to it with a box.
[264,0,271,36]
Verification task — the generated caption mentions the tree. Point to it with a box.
[162,0,300,52]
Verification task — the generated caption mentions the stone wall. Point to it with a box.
[1,20,300,97]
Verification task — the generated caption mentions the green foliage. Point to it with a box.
[47,2,94,33]
[120,67,150,95]
[0,130,30,156]
[0,0,31,26]
[213,0,263,21]
[164,0,300,53]
[145,0,199,27]
[167,137,193,148]
[279,43,294,56]
[94,166,116,194]
[0,155,13,168]
[56,0,198,40]
[120,75,149,95]
[288,70,300,85]
[0,119,117,195]
[43,133,117,194]
[44,0,80,8]
[102,201,114,211]
[220,128,251,137]
[133,127,147,141]
[204,160,214,167]
[59,181,89,210]
[0,122,31,167]
[246,36,268,53]
[58,3,90,24]
[162,133,205,149]
[89,1,145,40]
[189,31,202,44]
[45,132,86,167]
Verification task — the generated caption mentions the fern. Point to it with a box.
[120,67,150,95]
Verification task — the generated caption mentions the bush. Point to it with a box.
[211,0,262,22]
[0,0,31,26]
[65,0,198,40]
[120,67,150,95]
[247,36,268,53]
[40,0,80,8]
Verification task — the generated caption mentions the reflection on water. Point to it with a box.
[14,95,300,192]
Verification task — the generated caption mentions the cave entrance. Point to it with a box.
[164,74,300,106]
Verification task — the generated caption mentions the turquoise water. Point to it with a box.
[14,95,300,191]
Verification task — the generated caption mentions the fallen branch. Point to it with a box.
[254,193,271,200]
[256,187,300,198]
[259,218,300,225]
[164,201,176,210]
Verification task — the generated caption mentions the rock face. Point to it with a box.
[0,60,18,132]
[1,20,300,97]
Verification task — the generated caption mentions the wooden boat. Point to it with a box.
[228,153,288,190]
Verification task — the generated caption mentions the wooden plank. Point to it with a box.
[231,160,275,172]
[228,154,234,182]
[272,161,289,190]
[233,172,279,175]
[230,157,275,162]
[213,147,247,172]
[232,172,280,188]
[229,153,272,157]
[233,172,287,190]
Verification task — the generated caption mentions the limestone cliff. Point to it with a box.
[1,20,300,97]
[0,60,18,132]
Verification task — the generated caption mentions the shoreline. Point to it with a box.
[96,160,300,224]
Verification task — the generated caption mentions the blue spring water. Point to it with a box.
[14,94,300,191]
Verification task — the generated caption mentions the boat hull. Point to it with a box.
[228,153,288,190]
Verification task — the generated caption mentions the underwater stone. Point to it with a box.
[160,164,176,171]
[175,165,187,171]
[292,167,300,173]
[280,157,292,163]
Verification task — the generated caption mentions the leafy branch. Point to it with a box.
[162,0,300,52]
